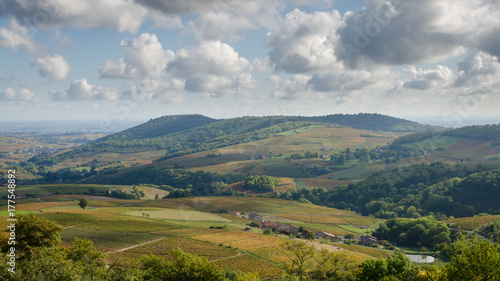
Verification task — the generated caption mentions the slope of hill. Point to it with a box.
[312,113,439,132]
[29,113,439,166]
[98,114,217,141]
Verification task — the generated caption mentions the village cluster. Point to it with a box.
[226,211,378,246]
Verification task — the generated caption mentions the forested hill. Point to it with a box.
[98,114,217,141]
[392,123,500,146]
[311,113,437,132]
[101,113,433,143]
[29,113,437,165]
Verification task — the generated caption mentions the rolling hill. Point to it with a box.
[29,113,439,167]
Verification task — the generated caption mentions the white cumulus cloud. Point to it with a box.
[31,54,71,81]
[0,18,41,53]
[0,88,37,102]
[168,40,249,78]
[50,78,118,101]
[122,79,184,103]
[402,65,454,90]
[99,33,175,79]
[267,8,342,73]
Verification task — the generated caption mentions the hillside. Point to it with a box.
[98,114,217,141]
[29,113,438,167]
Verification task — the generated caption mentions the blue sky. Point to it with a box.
[0,0,499,128]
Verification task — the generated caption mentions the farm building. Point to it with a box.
[275,224,300,235]
[360,235,377,246]
[260,221,280,230]
[316,231,336,240]
[227,211,240,216]
[248,213,263,222]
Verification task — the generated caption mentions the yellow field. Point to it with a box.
[229,234,286,250]
[153,228,227,237]
[193,231,259,244]
[334,243,391,258]
[446,215,500,230]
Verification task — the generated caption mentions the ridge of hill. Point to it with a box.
[98,114,217,141]
[29,113,439,166]
[392,123,500,146]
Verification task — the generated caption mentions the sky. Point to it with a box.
[0,0,499,128]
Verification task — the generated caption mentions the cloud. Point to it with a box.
[0,88,37,102]
[266,8,342,73]
[185,73,256,97]
[336,0,500,67]
[31,54,71,81]
[121,79,184,103]
[4,0,147,33]
[454,51,500,88]
[190,11,255,40]
[99,33,174,79]
[50,78,118,101]
[309,67,394,92]
[168,40,249,78]
[0,18,41,53]
[271,74,311,100]
[136,0,219,16]
[402,65,454,90]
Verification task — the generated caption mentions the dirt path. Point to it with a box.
[105,238,165,255]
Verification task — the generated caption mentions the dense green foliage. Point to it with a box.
[78,198,89,210]
[372,217,451,248]
[277,163,500,218]
[444,235,500,281]
[443,123,500,141]
[142,249,226,281]
[243,175,279,192]
[312,113,437,132]
[392,123,500,146]
[2,213,63,253]
[99,114,217,141]
[391,132,440,146]
[82,167,245,196]
[358,253,417,281]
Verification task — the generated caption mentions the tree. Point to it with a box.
[3,212,63,254]
[68,238,105,280]
[79,198,90,210]
[244,175,279,192]
[336,153,346,165]
[444,235,500,281]
[155,193,159,199]
[282,240,317,281]
[358,253,417,281]
[142,248,226,281]
[311,250,359,281]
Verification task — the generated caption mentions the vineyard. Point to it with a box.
[446,215,500,230]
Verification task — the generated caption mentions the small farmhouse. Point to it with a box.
[360,235,377,246]
[316,231,336,240]
[248,213,263,222]
[260,221,280,230]
[275,224,300,235]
